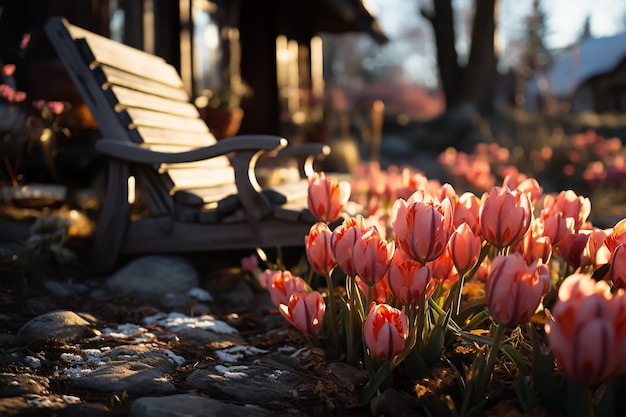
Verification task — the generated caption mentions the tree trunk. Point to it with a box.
[463,0,498,115]
[421,0,463,110]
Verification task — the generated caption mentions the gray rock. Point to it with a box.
[18,310,90,344]
[129,394,273,417]
[185,353,301,407]
[64,345,182,395]
[107,255,199,297]
[0,373,50,397]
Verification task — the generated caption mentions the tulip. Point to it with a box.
[267,270,306,307]
[307,172,351,223]
[543,190,591,232]
[392,190,453,264]
[610,244,626,289]
[279,291,325,336]
[546,273,626,385]
[605,218,626,253]
[486,253,550,326]
[356,275,390,303]
[387,248,433,305]
[455,192,482,236]
[557,231,591,270]
[305,222,336,276]
[363,303,409,360]
[513,219,552,265]
[240,254,259,274]
[427,247,460,285]
[479,186,533,249]
[448,222,482,275]
[540,212,574,248]
[353,226,395,287]
[331,215,368,276]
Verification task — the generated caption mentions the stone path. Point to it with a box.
[0,254,370,417]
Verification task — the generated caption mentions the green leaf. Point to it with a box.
[358,361,391,405]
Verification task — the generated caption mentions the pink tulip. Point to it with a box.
[448,222,482,275]
[540,212,574,248]
[356,276,390,303]
[392,190,453,264]
[305,222,336,276]
[542,190,591,232]
[353,226,395,286]
[610,244,626,289]
[513,220,552,265]
[267,270,306,307]
[546,273,626,385]
[388,248,433,305]
[331,215,368,276]
[479,186,532,249]
[605,218,626,253]
[363,303,409,360]
[307,172,351,222]
[454,192,482,236]
[279,291,325,336]
[557,232,590,270]
[427,247,460,285]
[486,253,550,326]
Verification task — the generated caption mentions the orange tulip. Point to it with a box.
[605,218,626,253]
[513,219,552,265]
[448,222,482,275]
[305,222,336,276]
[388,248,433,305]
[542,190,591,232]
[279,290,325,336]
[546,273,626,385]
[486,253,550,326]
[331,215,368,276]
[454,191,482,236]
[479,186,532,249]
[357,275,390,303]
[353,226,395,286]
[307,172,351,222]
[610,244,626,289]
[267,270,306,308]
[392,190,453,264]
[363,303,409,360]
[540,212,574,248]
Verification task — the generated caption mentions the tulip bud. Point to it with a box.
[267,270,306,307]
[307,172,351,222]
[353,227,395,286]
[486,253,550,326]
[610,244,626,289]
[448,222,482,275]
[479,186,532,249]
[279,291,325,336]
[331,215,368,276]
[388,248,432,305]
[363,303,409,360]
[305,222,336,276]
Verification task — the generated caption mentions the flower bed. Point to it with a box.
[244,165,626,416]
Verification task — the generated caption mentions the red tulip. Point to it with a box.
[486,253,550,326]
[305,222,336,276]
[267,270,306,307]
[546,273,626,385]
[353,226,395,286]
[307,172,351,222]
[363,303,409,360]
[392,190,453,264]
[479,186,532,249]
[610,244,626,289]
[331,215,368,276]
[448,222,482,275]
[279,290,325,336]
[388,248,433,305]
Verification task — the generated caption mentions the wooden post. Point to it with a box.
[370,100,384,163]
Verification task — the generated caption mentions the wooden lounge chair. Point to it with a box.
[44,17,332,275]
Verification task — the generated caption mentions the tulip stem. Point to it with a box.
[482,323,505,389]
[324,270,339,356]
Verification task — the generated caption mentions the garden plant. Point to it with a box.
[245,164,626,416]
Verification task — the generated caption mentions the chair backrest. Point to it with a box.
[44,17,238,213]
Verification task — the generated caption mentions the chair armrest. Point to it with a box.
[95,135,287,164]
[270,143,331,178]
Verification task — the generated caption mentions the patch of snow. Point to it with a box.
[162,349,186,366]
[62,395,81,404]
[266,369,289,382]
[215,364,248,379]
[143,312,238,334]
[26,395,55,408]
[187,287,213,301]
[24,355,42,369]
[215,345,268,363]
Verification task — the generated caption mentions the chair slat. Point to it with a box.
[167,167,236,191]
[72,30,183,88]
[123,108,210,133]
[98,65,189,101]
[134,126,217,147]
[110,85,199,118]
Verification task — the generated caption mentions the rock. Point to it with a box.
[64,345,182,395]
[185,353,301,407]
[129,393,273,417]
[107,255,199,297]
[0,373,50,397]
[17,310,90,344]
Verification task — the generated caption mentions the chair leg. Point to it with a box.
[90,160,132,275]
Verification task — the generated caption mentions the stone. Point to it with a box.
[107,255,199,297]
[129,394,273,417]
[17,310,90,344]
